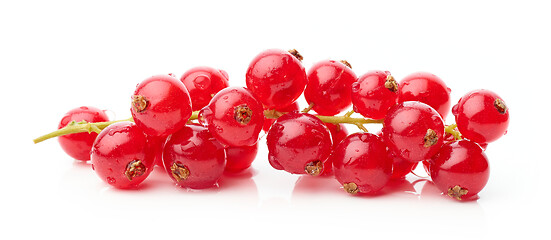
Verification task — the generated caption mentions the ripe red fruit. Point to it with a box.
[199,87,264,147]
[91,122,155,189]
[225,143,258,173]
[58,106,110,161]
[321,123,348,176]
[180,66,229,111]
[262,101,300,132]
[398,72,451,119]
[131,74,192,137]
[266,112,333,176]
[332,133,393,194]
[382,101,445,163]
[428,140,490,200]
[452,89,509,144]
[304,60,357,115]
[390,154,419,179]
[246,49,307,108]
[163,125,226,189]
[147,135,168,168]
[351,70,398,119]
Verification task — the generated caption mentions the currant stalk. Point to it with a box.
[33,111,200,144]
[444,123,462,140]
[35,109,383,143]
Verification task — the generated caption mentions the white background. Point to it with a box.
[1,0,548,239]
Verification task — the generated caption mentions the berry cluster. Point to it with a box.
[34,49,509,201]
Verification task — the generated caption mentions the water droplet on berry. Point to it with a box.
[193,75,211,90]
[452,104,459,116]
[215,126,224,133]
[107,177,116,184]
[91,164,95,170]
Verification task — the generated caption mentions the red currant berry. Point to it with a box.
[246,49,307,108]
[262,101,300,132]
[304,60,357,115]
[163,125,226,189]
[180,66,229,111]
[452,89,509,144]
[382,101,445,163]
[332,133,392,194]
[398,72,451,119]
[131,74,192,137]
[390,153,418,179]
[429,140,490,200]
[147,135,168,168]
[326,123,349,148]
[379,131,418,179]
[58,106,109,161]
[351,70,398,119]
[199,87,264,147]
[91,122,155,189]
[266,112,332,176]
[225,143,258,173]
[321,123,348,176]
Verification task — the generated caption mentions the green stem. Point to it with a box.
[301,103,315,113]
[34,111,202,144]
[33,118,133,144]
[190,111,199,121]
[445,123,462,140]
[34,109,382,144]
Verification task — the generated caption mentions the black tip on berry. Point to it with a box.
[170,162,190,182]
[125,160,146,181]
[288,49,303,61]
[234,104,253,125]
[384,75,398,93]
[305,160,323,176]
[132,95,149,113]
[340,60,352,69]
[494,98,507,114]
[423,129,438,148]
[343,182,359,194]
[447,185,468,200]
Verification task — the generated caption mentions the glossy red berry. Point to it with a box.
[332,133,393,194]
[262,102,300,132]
[266,112,332,176]
[163,125,226,189]
[225,143,258,173]
[452,89,509,144]
[382,101,445,163]
[429,140,490,200]
[180,66,229,111]
[131,74,192,137]
[91,122,155,189]
[147,135,168,168]
[246,49,307,108]
[351,70,398,119]
[304,60,357,115]
[321,123,348,176]
[199,87,264,147]
[58,106,110,161]
[398,72,451,119]
[390,153,418,179]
